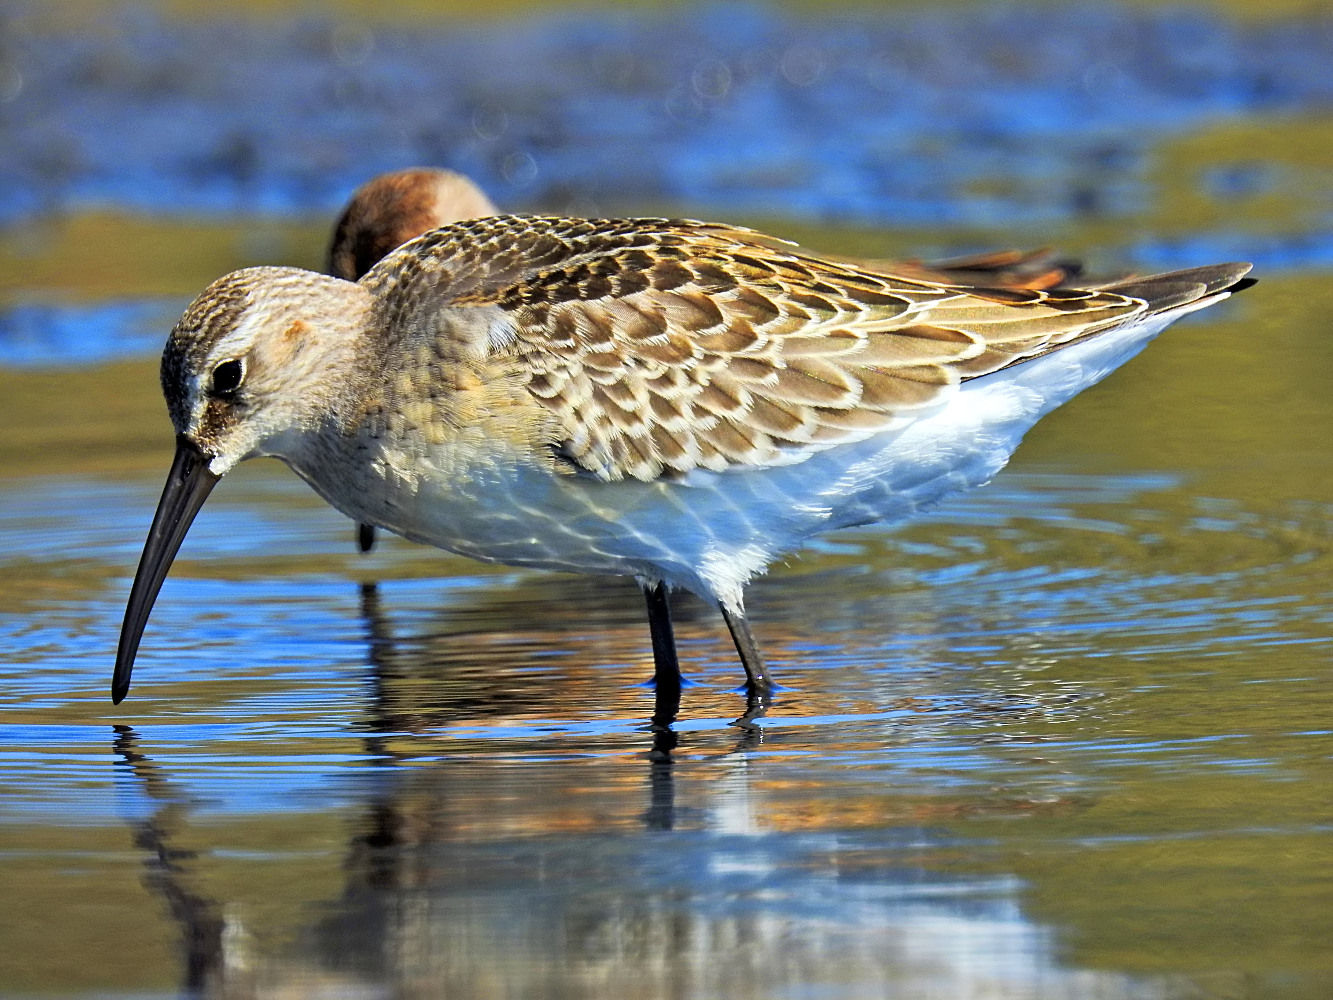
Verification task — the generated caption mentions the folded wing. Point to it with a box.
[370,216,1246,482]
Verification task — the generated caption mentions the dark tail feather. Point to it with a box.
[1102,263,1255,312]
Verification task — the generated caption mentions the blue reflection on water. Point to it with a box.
[0,299,185,366]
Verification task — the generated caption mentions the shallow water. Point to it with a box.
[2,2,1332,998]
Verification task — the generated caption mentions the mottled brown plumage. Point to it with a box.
[355,215,1231,485]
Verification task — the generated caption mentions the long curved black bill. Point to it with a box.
[113,436,221,704]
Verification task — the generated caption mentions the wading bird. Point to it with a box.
[113,184,1252,710]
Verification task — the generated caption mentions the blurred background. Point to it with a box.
[1,1,1330,998]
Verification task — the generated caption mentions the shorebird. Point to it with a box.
[112,207,1253,708]
[327,169,1079,556]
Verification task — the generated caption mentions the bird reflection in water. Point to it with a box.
[111,725,228,995]
[354,575,767,826]
[107,588,768,996]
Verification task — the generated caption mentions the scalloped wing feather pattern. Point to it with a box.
[365,217,1238,483]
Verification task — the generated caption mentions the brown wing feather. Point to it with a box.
[372,216,1156,482]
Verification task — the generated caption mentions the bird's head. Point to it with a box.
[113,266,370,703]
[162,266,371,474]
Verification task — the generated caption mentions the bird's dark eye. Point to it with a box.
[209,358,245,396]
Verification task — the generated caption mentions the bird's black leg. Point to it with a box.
[641,580,683,712]
[719,602,773,717]
[356,523,377,553]
[639,581,681,828]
